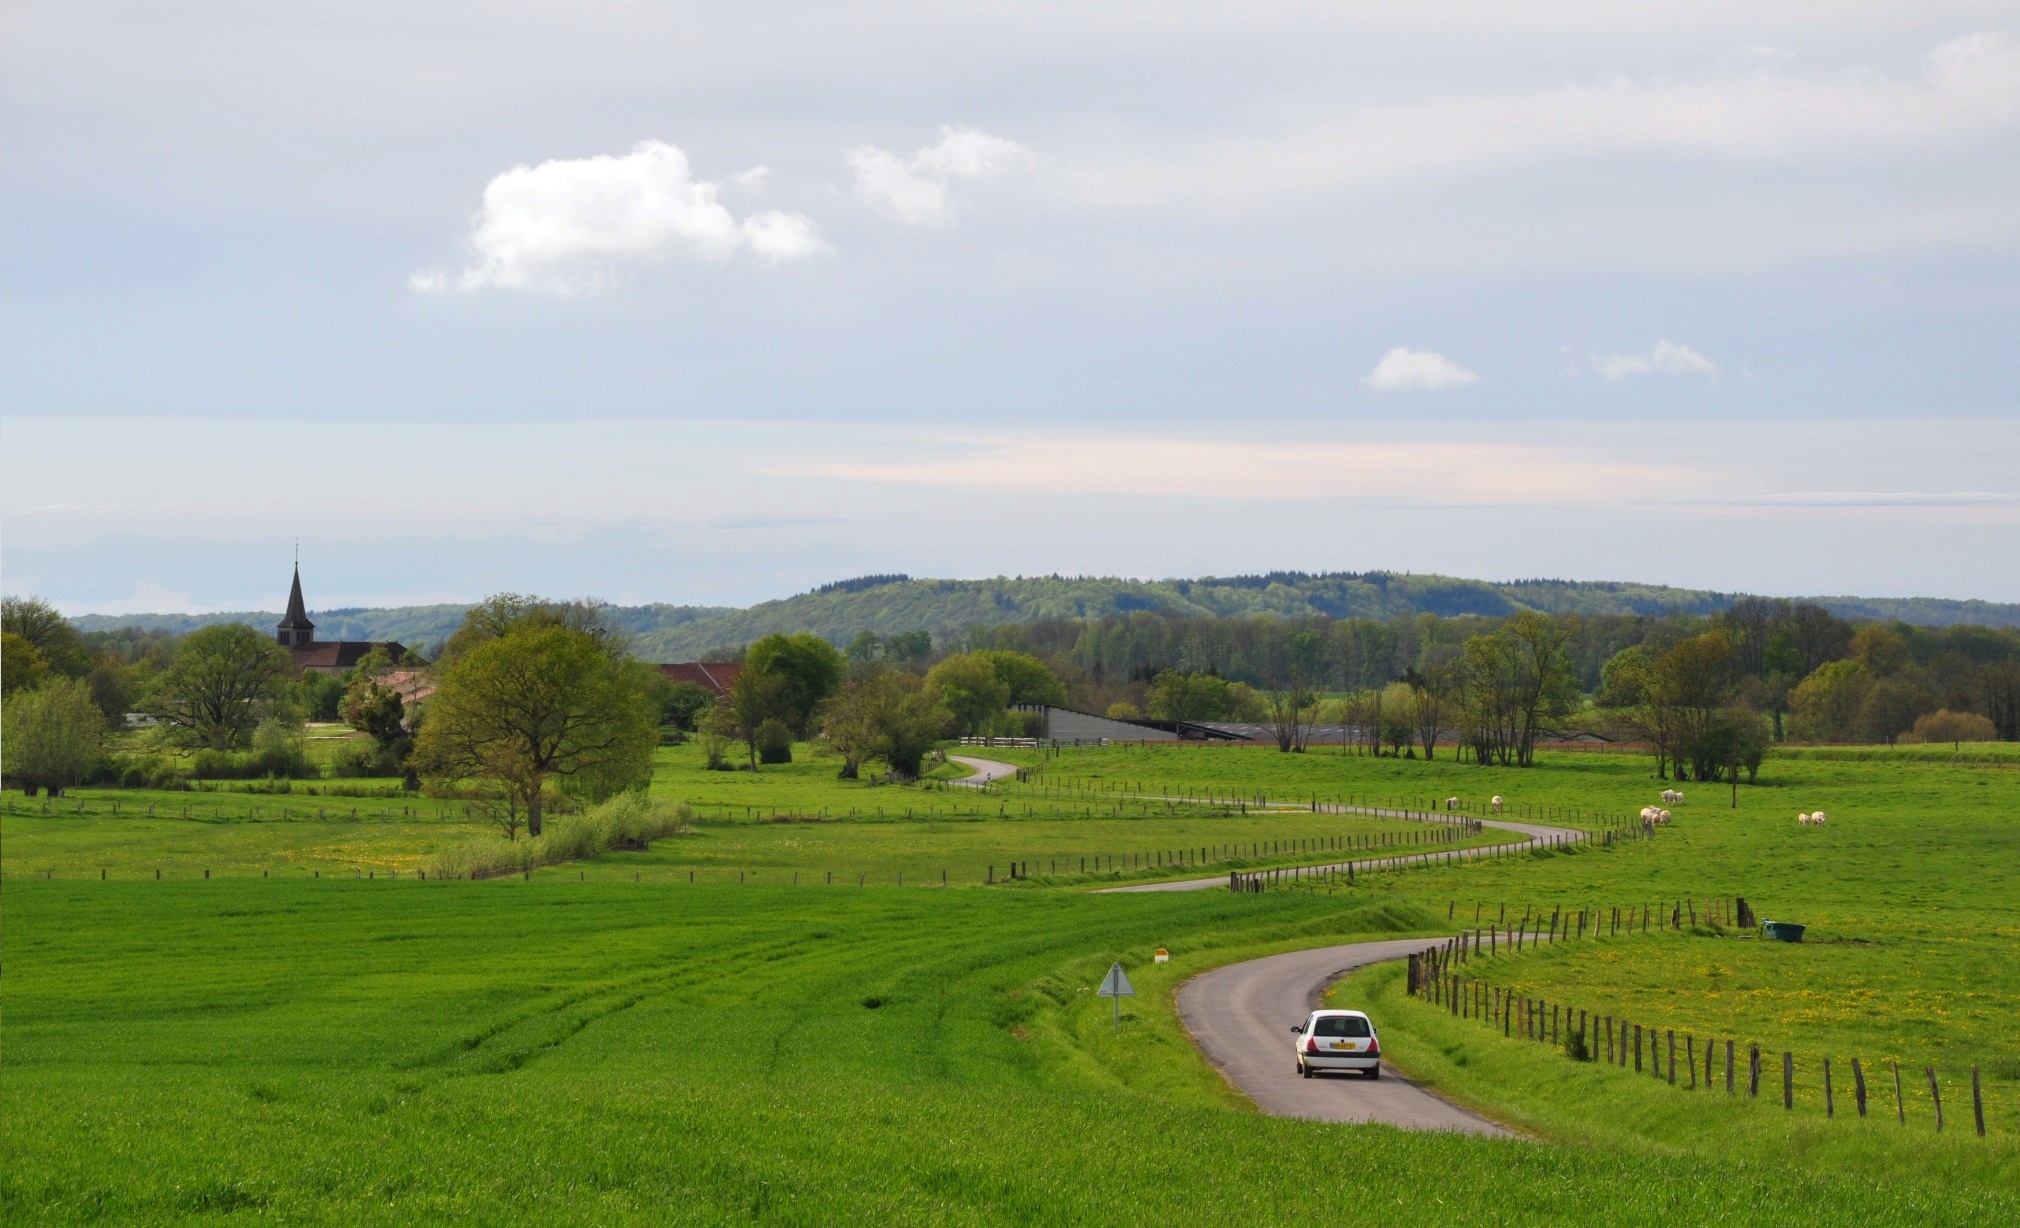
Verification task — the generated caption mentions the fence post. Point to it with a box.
[1973,1066,1986,1138]
[1727,1040,1734,1092]
[1928,1068,1943,1132]
[1894,1059,1906,1124]
[1669,1031,1677,1085]
[1749,1046,1760,1097]
[1824,1058,1834,1118]
[1784,1052,1794,1109]
[1852,1057,1868,1117]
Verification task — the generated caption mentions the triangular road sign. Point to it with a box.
[1096,962,1135,998]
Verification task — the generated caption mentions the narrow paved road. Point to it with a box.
[1177,938,1512,1135]
[948,755,1021,786]
[1106,812,1587,893]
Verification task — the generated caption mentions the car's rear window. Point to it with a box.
[1313,1015,1371,1038]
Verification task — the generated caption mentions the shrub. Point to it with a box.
[1564,1028,1595,1063]
[1910,708,1998,748]
[756,718,794,764]
[328,739,403,778]
[426,794,691,878]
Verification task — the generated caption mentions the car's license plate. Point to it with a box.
[1332,1042,1352,1050]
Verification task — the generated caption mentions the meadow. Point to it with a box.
[6,877,2010,1226]
[2,742,1500,883]
[4,739,2016,1223]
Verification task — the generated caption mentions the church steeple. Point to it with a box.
[277,563,316,648]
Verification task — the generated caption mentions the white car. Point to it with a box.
[1292,1009,1381,1079]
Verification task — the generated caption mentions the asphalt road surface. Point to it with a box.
[1106,812,1588,893]
[948,755,1021,785]
[1177,938,1513,1135]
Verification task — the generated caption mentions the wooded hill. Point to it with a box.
[67,571,2020,658]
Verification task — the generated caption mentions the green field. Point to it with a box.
[3,742,1502,884]
[4,741,2017,1223]
[7,878,2011,1226]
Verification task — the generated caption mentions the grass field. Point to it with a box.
[3,743,1503,883]
[4,739,2017,1222]
[7,878,2012,1226]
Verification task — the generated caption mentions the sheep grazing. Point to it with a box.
[1444,797,1461,811]
[1797,811,1829,826]
[1798,812,1812,825]
[1640,805,1659,827]
[1490,795,1505,813]
[1657,809,1672,825]
[1660,789,1685,805]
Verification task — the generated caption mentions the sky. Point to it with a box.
[4,1,2018,614]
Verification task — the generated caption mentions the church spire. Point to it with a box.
[277,561,315,647]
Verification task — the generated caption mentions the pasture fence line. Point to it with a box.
[1405,933,1997,1139]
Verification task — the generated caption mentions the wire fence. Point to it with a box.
[1407,926,2003,1139]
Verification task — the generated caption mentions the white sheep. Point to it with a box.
[1810,810,1827,826]
[1660,788,1686,805]
[1657,809,1672,825]
[1490,795,1504,813]
[1445,796,1461,811]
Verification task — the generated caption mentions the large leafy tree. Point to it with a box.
[721,667,794,769]
[745,633,846,735]
[820,668,950,779]
[147,624,294,750]
[2,596,91,678]
[972,651,1068,707]
[2,677,105,796]
[412,625,655,836]
[1,631,50,698]
[924,654,1010,735]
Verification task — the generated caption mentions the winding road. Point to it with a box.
[948,755,1021,786]
[1177,938,1511,1134]
[948,753,1565,1134]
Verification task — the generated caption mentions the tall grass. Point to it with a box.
[427,793,692,879]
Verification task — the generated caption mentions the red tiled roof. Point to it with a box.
[378,669,437,705]
[657,661,744,695]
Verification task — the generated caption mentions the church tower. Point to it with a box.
[276,565,316,648]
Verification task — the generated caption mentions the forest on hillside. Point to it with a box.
[64,571,2020,662]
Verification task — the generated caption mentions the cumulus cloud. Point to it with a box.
[849,126,1030,226]
[1364,348,1479,392]
[412,140,826,294]
[1592,340,1720,381]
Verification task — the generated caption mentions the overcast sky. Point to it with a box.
[4,2,2017,613]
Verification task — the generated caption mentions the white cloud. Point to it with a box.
[1364,348,1479,391]
[414,140,826,294]
[1592,340,1720,380]
[850,126,1030,226]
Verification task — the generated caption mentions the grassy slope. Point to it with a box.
[5,741,2016,1223]
[6,879,2008,1226]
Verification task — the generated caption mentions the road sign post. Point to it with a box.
[1096,961,1135,1033]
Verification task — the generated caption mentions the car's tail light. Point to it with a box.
[1366,1039,1380,1056]
[1306,1037,1318,1052]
